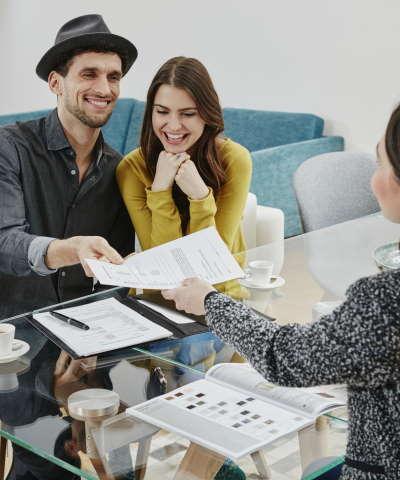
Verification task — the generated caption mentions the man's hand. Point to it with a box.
[54,351,86,385]
[152,151,188,192]
[45,236,123,276]
[53,352,98,406]
[175,159,209,200]
[53,351,88,404]
[162,277,216,315]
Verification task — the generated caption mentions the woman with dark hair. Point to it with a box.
[116,56,251,296]
[162,105,400,479]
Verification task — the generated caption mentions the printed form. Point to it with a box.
[86,227,244,289]
[32,298,173,357]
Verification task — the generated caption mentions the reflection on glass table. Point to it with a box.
[0,311,347,480]
[0,310,205,480]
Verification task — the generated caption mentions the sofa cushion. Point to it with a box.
[223,108,324,152]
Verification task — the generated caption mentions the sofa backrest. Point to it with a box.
[102,98,144,154]
[0,109,51,127]
[223,108,323,152]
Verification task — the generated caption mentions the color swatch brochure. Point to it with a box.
[127,363,346,459]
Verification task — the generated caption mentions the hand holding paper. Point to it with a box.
[86,227,244,290]
[162,278,215,315]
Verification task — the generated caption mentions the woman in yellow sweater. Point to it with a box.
[116,56,252,296]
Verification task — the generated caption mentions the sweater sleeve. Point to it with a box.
[116,151,182,250]
[205,275,400,388]
[187,140,252,250]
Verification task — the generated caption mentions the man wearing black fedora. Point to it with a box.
[0,14,137,319]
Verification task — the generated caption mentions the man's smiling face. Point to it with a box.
[56,51,122,128]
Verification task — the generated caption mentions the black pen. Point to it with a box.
[49,311,90,330]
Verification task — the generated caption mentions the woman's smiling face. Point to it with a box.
[152,84,206,154]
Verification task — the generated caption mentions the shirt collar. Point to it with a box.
[45,109,70,151]
[45,108,104,167]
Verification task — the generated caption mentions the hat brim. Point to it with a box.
[36,32,138,81]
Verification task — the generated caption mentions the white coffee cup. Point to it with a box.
[0,324,15,356]
[247,260,274,286]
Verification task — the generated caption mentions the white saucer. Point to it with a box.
[239,275,285,290]
[0,340,30,364]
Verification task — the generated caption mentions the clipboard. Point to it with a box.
[28,289,209,359]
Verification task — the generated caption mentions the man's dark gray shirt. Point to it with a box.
[0,109,135,319]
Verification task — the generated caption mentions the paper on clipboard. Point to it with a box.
[32,298,173,358]
[86,227,244,289]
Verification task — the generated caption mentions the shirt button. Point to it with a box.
[70,169,77,175]
[61,271,66,277]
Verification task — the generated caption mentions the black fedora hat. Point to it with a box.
[36,14,138,81]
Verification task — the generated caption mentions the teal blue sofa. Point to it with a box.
[0,98,344,237]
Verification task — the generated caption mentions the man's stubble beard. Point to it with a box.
[65,95,114,128]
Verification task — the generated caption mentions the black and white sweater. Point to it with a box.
[205,269,400,479]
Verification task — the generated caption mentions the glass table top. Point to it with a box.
[0,313,348,479]
[2,212,398,479]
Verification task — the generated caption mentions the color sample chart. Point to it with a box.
[130,379,312,459]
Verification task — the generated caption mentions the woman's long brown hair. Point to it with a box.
[140,57,226,231]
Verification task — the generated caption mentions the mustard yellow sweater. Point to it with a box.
[116,138,252,296]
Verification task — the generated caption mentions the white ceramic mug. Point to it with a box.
[0,324,15,356]
[247,260,274,286]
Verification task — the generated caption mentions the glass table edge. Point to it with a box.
[0,428,97,480]
[303,455,345,480]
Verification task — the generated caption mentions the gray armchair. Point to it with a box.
[293,151,380,233]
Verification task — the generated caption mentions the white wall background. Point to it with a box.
[1,0,400,151]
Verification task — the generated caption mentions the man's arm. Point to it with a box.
[0,130,38,276]
[0,131,123,277]
[28,237,57,275]
[45,236,123,276]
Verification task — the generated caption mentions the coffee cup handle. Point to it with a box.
[12,341,22,351]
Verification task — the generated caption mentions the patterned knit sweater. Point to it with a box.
[205,269,400,479]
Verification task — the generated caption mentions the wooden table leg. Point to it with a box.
[174,442,225,480]
[251,449,271,479]
[298,416,329,472]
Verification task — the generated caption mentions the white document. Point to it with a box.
[86,227,244,289]
[127,363,346,460]
[32,298,173,357]
[137,300,195,324]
